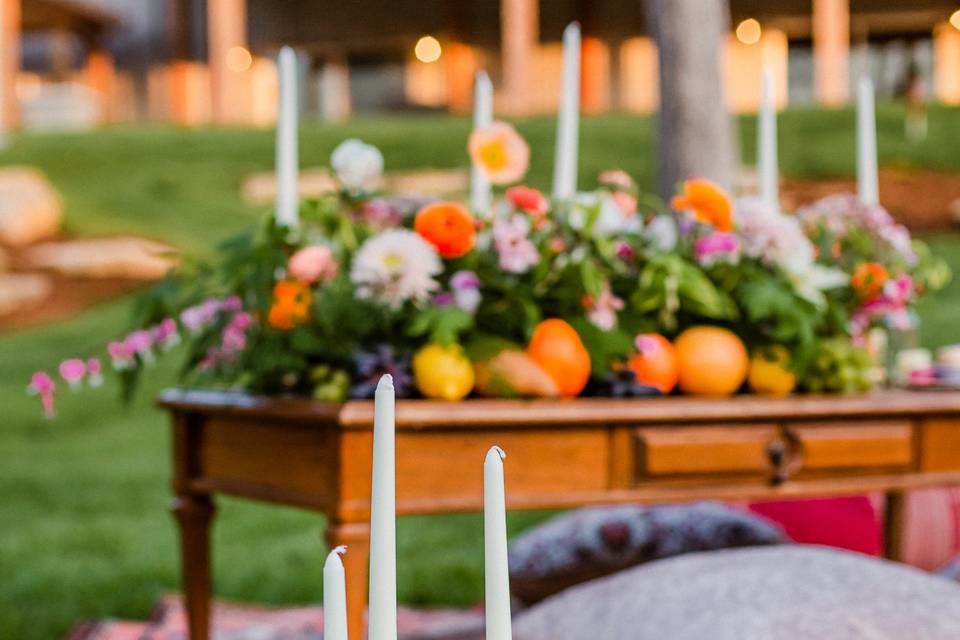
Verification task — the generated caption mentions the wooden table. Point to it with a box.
[159,388,960,640]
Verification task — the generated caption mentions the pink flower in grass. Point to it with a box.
[87,358,103,387]
[124,330,155,365]
[58,359,86,389]
[108,341,136,370]
[493,215,539,274]
[27,372,56,418]
[152,318,181,351]
[223,295,243,312]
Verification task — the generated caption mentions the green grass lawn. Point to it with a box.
[2,107,960,639]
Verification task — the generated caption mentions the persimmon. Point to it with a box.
[628,333,679,393]
[527,319,591,397]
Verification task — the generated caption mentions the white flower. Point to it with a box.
[350,229,441,308]
[789,264,849,308]
[569,192,642,236]
[645,214,678,251]
[331,139,384,192]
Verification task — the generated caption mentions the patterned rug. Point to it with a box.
[68,594,484,640]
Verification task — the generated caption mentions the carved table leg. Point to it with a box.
[172,495,215,640]
[326,520,371,640]
[885,490,905,562]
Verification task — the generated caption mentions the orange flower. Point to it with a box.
[468,121,530,185]
[414,201,476,258]
[268,280,312,330]
[670,178,733,232]
[851,262,889,300]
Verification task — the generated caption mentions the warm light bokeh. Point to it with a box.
[226,45,252,72]
[414,36,442,63]
[736,18,762,45]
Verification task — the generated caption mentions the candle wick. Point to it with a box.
[489,445,506,460]
[333,545,347,556]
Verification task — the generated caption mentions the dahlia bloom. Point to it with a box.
[350,229,442,308]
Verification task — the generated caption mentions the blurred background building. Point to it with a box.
[3,0,960,130]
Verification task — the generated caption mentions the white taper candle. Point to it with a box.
[552,22,581,200]
[856,75,879,206]
[470,71,494,214]
[368,374,397,640]
[484,446,512,640]
[758,67,779,209]
[275,46,300,229]
[323,546,349,640]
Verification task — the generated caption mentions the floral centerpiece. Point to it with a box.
[29,125,950,416]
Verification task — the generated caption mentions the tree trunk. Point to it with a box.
[645,0,736,199]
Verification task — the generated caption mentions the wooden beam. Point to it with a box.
[207,0,247,124]
[500,0,537,115]
[0,0,19,130]
[813,0,850,106]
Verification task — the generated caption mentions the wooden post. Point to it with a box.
[500,0,537,116]
[207,0,247,124]
[581,36,611,114]
[645,0,736,198]
[813,0,849,106]
[0,0,20,131]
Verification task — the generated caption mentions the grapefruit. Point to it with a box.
[527,319,591,397]
[674,326,748,396]
[628,333,679,393]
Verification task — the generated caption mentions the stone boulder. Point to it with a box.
[0,272,52,316]
[0,167,63,246]
[513,546,960,640]
[25,237,177,280]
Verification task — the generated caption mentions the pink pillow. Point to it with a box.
[748,496,883,556]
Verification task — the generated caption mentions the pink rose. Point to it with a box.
[289,245,338,285]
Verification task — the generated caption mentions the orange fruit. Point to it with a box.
[628,333,679,393]
[674,326,748,395]
[527,319,591,397]
[414,201,476,258]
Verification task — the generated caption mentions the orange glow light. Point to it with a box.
[415,36,442,63]
[736,18,762,45]
[226,46,253,72]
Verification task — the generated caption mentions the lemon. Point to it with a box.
[748,345,796,395]
[413,343,475,400]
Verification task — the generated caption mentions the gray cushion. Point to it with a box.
[509,502,788,604]
[513,546,960,640]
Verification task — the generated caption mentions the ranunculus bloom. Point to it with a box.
[414,201,477,258]
[268,280,312,330]
[468,122,530,185]
[671,178,733,232]
[506,186,548,216]
[851,262,889,300]
[289,245,339,285]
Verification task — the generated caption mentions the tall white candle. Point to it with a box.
[323,546,349,640]
[368,374,397,640]
[552,22,581,200]
[857,75,879,206]
[484,446,512,640]
[758,67,779,209]
[275,46,300,229]
[470,71,494,214]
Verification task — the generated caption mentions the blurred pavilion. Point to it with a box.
[4,0,960,130]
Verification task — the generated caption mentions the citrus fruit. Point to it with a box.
[527,319,591,397]
[748,346,796,396]
[413,343,475,400]
[674,326,748,395]
[474,349,559,398]
[414,201,476,258]
[628,333,679,393]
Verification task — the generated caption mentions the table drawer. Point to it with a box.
[788,420,914,471]
[635,424,779,476]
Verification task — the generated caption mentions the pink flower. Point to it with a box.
[468,122,530,185]
[615,241,636,261]
[87,358,104,387]
[223,295,243,312]
[506,186,548,217]
[152,318,181,351]
[695,232,741,267]
[451,270,481,314]
[612,191,638,217]
[883,274,913,307]
[27,372,56,418]
[107,341,136,370]
[231,311,253,331]
[598,169,635,191]
[548,236,567,253]
[357,199,402,229]
[584,282,625,331]
[493,215,540,274]
[58,359,86,389]
[289,245,339,285]
[124,330,155,365]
